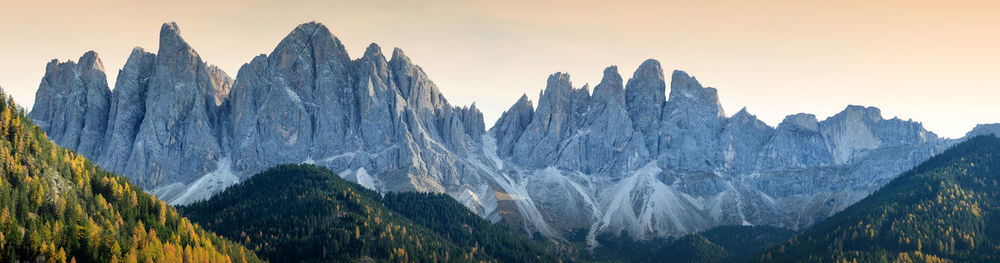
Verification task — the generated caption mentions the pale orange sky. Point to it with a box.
[0,0,997,138]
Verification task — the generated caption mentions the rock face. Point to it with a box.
[30,21,993,244]
[29,51,111,158]
[488,65,954,243]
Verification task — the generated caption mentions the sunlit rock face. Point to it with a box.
[32,21,985,244]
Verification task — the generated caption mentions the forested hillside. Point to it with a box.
[383,192,574,261]
[181,164,565,263]
[756,135,1000,262]
[0,89,261,263]
[588,225,795,263]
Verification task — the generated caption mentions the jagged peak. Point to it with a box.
[271,21,347,64]
[624,59,666,106]
[545,72,572,89]
[364,43,384,58]
[842,104,882,115]
[44,51,107,75]
[294,21,324,32]
[670,69,702,92]
[516,93,533,107]
[634,59,664,80]
[129,47,153,57]
[827,105,884,123]
[629,59,663,86]
[390,47,411,65]
[593,65,625,104]
[732,107,751,119]
[158,22,191,52]
[79,51,104,72]
[600,66,623,85]
[161,22,181,36]
[122,47,156,71]
[539,72,579,100]
[778,113,819,132]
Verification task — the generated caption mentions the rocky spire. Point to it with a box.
[491,94,535,157]
[666,70,724,118]
[125,22,229,188]
[592,66,625,105]
[625,59,667,154]
[29,51,111,158]
[99,47,155,171]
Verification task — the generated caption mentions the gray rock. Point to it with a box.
[29,21,991,244]
[490,94,534,157]
[29,51,111,158]
[624,59,665,155]
[99,48,155,173]
[966,123,1000,137]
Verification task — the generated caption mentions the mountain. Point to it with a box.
[31,22,488,209]
[180,164,564,263]
[755,135,1000,262]
[30,21,986,242]
[485,67,952,242]
[0,89,261,262]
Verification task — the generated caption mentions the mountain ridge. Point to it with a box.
[28,21,995,242]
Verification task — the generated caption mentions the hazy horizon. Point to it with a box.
[1,0,997,138]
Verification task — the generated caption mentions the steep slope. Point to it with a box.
[181,164,562,263]
[488,62,951,241]
[30,21,993,242]
[756,135,1000,262]
[30,22,488,208]
[0,89,260,262]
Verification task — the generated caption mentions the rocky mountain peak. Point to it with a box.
[158,22,192,55]
[389,47,412,66]
[667,69,724,117]
[363,43,385,60]
[79,51,105,72]
[625,59,667,106]
[516,93,533,107]
[490,94,535,156]
[538,72,580,105]
[272,21,349,61]
[778,113,819,132]
[592,66,625,104]
[729,107,754,123]
[625,59,667,154]
[830,105,883,122]
[633,59,665,83]
[29,22,971,244]
[30,51,112,159]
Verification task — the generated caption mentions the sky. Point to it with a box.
[0,0,997,138]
